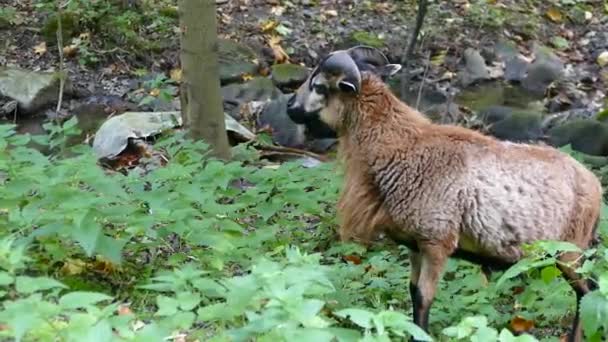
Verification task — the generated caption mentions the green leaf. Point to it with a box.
[550,36,569,50]
[15,276,67,294]
[599,273,608,297]
[495,258,556,289]
[177,291,201,311]
[156,295,179,316]
[72,209,103,257]
[580,290,608,336]
[0,271,14,286]
[59,291,113,309]
[540,265,561,284]
[95,235,127,265]
[334,308,375,329]
[535,240,581,256]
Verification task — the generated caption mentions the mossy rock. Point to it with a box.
[0,16,9,30]
[159,6,179,18]
[41,12,79,45]
[218,39,260,85]
[487,110,543,142]
[547,119,608,156]
[270,63,309,89]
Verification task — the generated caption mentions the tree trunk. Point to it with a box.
[178,0,231,160]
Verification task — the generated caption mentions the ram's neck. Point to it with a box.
[342,75,430,154]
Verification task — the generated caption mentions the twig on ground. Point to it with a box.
[255,144,331,162]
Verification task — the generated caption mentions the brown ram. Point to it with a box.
[286,46,603,342]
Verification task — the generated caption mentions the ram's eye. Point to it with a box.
[313,84,329,95]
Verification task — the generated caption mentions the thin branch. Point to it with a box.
[415,50,431,111]
[55,2,68,115]
[400,0,429,100]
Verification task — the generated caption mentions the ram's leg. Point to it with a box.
[409,250,422,325]
[557,251,595,342]
[410,243,449,341]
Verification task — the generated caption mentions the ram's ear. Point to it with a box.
[338,80,358,93]
[378,64,402,78]
[336,72,361,94]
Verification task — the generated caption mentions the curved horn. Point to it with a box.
[320,51,361,93]
[346,45,390,67]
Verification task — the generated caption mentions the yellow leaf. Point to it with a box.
[241,73,254,81]
[170,68,182,83]
[546,7,563,23]
[260,20,278,33]
[60,259,86,276]
[33,41,47,55]
[62,45,78,58]
[267,35,289,63]
[149,88,160,97]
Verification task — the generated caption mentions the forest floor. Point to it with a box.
[2,0,606,116]
[1,1,608,341]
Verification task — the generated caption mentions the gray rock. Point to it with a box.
[487,111,543,143]
[93,111,182,160]
[477,106,543,143]
[546,119,608,156]
[504,56,529,83]
[218,39,260,85]
[257,94,307,148]
[494,40,520,61]
[458,48,491,87]
[0,67,72,113]
[222,77,282,119]
[270,63,310,89]
[521,45,564,95]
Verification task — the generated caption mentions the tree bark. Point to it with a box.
[178,0,231,160]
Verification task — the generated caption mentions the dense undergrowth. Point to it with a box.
[1,120,608,342]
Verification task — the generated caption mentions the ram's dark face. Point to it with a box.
[286,46,401,133]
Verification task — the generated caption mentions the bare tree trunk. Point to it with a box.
[400,0,428,100]
[178,0,231,160]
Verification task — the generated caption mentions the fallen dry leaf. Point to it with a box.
[62,45,78,58]
[260,20,278,33]
[324,9,338,17]
[170,68,183,83]
[118,304,133,316]
[33,41,47,55]
[342,254,362,265]
[510,315,535,334]
[60,258,86,276]
[241,73,254,81]
[267,35,289,63]
[149,88,161,97]
[546,7,563,23]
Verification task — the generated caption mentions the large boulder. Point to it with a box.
[0,67,72,114]
[257,94,307,148]
[521,44,564,96]
[218,39,260,85]
[222,77,282,119]
[270,63,309,90]
[457,48,491,87]
[545,119,608,156]
[477,106,543,143]
[92,111,183,160]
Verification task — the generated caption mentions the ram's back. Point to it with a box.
[370,123,601,262]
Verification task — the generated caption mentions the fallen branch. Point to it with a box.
[255,144,331,163]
